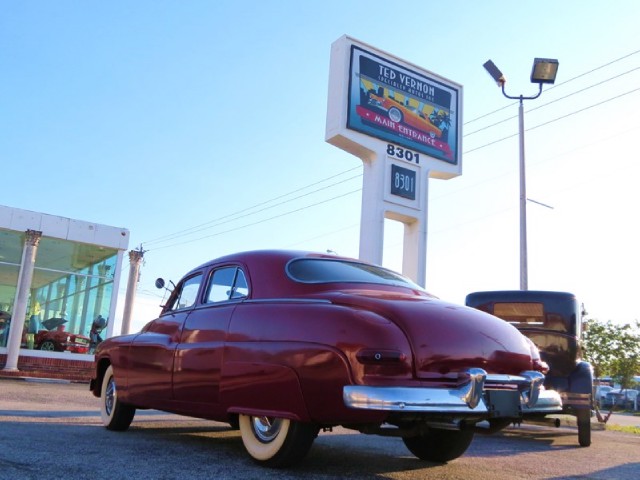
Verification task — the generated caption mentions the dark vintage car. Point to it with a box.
[465,290,594,447]
[90,250,562,467]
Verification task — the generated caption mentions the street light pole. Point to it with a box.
[518,98,528,290]
[509,87,539,290]
[501,84,542,291]
[502,81,542,290]
[484,58,558,291]
[501,85,542,291]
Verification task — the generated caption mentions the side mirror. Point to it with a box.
[155,278,165,289]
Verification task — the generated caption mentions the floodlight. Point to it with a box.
[483,59,505,86]
[530,58,559,84]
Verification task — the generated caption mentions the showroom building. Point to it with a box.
[0,205,129,380]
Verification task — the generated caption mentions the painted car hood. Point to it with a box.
[325,289,534,376]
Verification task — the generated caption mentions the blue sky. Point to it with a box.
[2,1,639,332]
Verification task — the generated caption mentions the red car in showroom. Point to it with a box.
[90,250,561,467]
[35,318,90,354]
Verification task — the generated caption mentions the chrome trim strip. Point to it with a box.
[560,392,592,399]
[484,371,542,387]
[560,392,592,406]
[241,298,332,304]
[343,385,490,413]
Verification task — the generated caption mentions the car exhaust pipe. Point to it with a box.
[522,417,561,428]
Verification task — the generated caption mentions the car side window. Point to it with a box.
[167,274,202,311]
[205,267,249,303]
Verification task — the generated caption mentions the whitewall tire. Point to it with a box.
[238,414,317,467]
[100,365,135,431]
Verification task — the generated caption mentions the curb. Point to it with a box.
[0,376,72,384]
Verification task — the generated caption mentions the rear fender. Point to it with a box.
[90,358,112,397]
[569,361,593,395]
[559,361,594,412]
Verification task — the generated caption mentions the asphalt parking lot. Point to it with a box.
[1,378,639,480]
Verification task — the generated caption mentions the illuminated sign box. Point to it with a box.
[326,36,462,179]
[347,46,460,165]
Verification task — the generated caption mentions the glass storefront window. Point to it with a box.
[0,229,118,354]
[29,238,117,354]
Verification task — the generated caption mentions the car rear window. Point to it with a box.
[287,258,422,289]
[493,302,570,332]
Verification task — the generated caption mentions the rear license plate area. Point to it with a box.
[485,390,520,418]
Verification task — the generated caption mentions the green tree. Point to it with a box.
[610,321,640,389]
[582,319,617,379]
[583,319,640,387]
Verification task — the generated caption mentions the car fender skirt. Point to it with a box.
[343,369,562,415]
[220,362,311,422]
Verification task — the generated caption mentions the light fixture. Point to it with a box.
[482,60,505,86]
[530,58,559,84]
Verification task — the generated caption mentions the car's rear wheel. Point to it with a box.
[577,409,591,447]
[238,414,318,468]
[402,428,474,463]
[40,340,56,351]
[100,365,135,431]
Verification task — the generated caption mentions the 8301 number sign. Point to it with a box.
[387,144,420,164]
[390,164,416,201]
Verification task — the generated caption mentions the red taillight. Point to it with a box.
[525,337,550,374]
[533,359,550,374]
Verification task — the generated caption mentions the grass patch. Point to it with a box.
[606,424,640,435]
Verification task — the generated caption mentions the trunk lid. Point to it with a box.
[326,289,534,377]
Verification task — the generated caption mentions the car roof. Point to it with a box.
[182,249,397,299]
[189,249,355,272]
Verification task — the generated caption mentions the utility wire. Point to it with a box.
[466,66,640,137]
[464,85,640,155]
[143,167,362,246]
[140,50,640,251]
[149,189,362,251]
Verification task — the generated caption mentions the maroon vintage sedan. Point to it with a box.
[90,250,562,467]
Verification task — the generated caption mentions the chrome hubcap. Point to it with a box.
[105,377,116,416]
[251,416,282,443]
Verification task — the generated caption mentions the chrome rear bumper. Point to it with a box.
[344,368,562,415]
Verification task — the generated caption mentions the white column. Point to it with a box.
[3,230,42,372]
[401,219,427,287]
[120,249,144,335]
[358,159,386,266]
[400,168,429,287]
